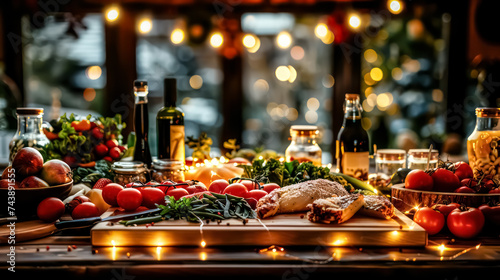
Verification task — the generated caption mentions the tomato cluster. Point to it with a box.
[404,161,500,193]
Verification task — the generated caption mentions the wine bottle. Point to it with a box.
[132,80,152,167]
[336,93,370,180]
[156,78,185,163]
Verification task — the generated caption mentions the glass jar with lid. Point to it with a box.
[9,108,50,163]
[407,149,439,170]
[375,149,406,176]
[285,125,322,165]
[112,161,149,186]
[467,107,500,179]
[151,159,185,183]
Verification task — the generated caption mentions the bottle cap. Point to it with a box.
[164,78,177,106]
[290,125,319,137]
[133,80,148,93]
[475,107,500,118]
[345,93,360,100]
[16,108,43,115]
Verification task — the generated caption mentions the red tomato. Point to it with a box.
[245,189,268,202]
[102,183,124,206]
[404,170,433,191]
[185,184,208,194]
[455,186,475,193]
[431,168,460,192]
[65,195,91,214]
[447,206,485,239]
[117,188,143,211]
[140,187,166,209]
[262,183,280,193]
[106,139,119,149]
[413,207,445,235]
[433,202,460,217]
[460,178,477,189]
[37,197,65,222]
[166,188,189,200]
[223,183,248,197]
[208,179,229,194]
[478,203,500,227]
[453,161,473,181]
[489,188,500,194]
[91,127,104,139]
[109,147,122,160]
[94,143,109,158]
[71,202,100,219]
[239,180,260,192]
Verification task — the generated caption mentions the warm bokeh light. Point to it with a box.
[290,46,305,60]
[432,89,444,102]
[171,28,185,45]
[392,67,403,80]
[288,65,297,83]
[314,23,328,38]
[377,92,394,109]
[210,32,224,48]
[320,30,335,44]
[86,66,102,80]
[370,67,384,81]
[83,88,96,102]
[254,79,269,93]
[242,34,257,49]
[322,74,335,88]
[105,7,119,22]
[305,110,318,124]
[286,108,298,121]
[189,75,203,89]
[388,0,403,14]
[275,65,291,81]
[276,31,292,49]
[307,98,320,111]
[364,49,378,63]
[348,14,361,29]
[139,18,152,34]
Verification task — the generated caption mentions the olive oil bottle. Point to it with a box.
[132,80,152,167]
[336,93,370,180]
[156,78,185,163]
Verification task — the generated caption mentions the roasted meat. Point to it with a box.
[256,179,349,218]
[306,194,365,224]
[359,195,395,219]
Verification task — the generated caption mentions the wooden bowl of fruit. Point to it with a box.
[0,147,74,218]
[391,161,500,212]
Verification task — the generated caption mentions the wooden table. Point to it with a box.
[1,227,500,280]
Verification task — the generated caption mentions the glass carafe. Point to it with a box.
[8,108,50,163]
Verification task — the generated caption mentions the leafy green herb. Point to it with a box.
[73,159,114,186]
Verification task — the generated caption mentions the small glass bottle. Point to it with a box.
[9,108,50,163]
[132,80,152,168]
[151,159,185,183]
[467,107,500,179]
[285,125,322,165]
[336,93,370,180]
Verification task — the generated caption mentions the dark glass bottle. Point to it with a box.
[336,93,370,180]
[156,78,185,163]
[132,80,152,168]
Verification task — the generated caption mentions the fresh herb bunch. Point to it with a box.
[240,158,355,191]
[73,159,114,186]
[121,192,256,226]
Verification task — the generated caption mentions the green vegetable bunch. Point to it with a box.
[72,159,114,186]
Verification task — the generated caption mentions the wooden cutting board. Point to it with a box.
[0,219,57,244]
[91,209,427,247]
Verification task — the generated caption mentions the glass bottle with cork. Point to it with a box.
[132,80,152,168]
[285,125,322,165]
[156,77,185,163]
[9,108,50,163]
[336,93,370,180]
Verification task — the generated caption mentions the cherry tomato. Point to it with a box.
[66,195,91,214]
[116,188,143,211]
[166,188,189,200]
[453,161,473,181]
[185,184,208,194]
[109,147,122,160]
[455,186,475,193]
[244,189,268,202]
[262,183,280,193]
[71,202,100,219]
[140,187,166,209]
[223,183,248,197]
[91,127,104,139]
[37,197,65,222]
[413,207,445,235]
[94,143,109,158]
[208,179,229,194]
[478,203,500,227]
[431,168,460,192]
[404,170,433,191]
[106,139,119,149]
[460,178,477,189]
[238,180,260,192]
[447,206,485,239]
[433,202,460,217]
[489,188,500,194]
[102,183,124,206]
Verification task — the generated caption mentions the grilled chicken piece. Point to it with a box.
[256,179,349,218]
[359,195,394,219]
[306,194,364,224]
